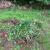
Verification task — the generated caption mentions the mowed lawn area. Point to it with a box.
[0,8,50,50]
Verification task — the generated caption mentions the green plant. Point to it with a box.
[8,20,43,41]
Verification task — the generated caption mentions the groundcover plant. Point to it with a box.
[0,19,47,50]
[0,0,50,50]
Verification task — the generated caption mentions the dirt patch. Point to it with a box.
[1,18,20,25]
[0,1,14,9]
[4,40,14,50]
[16,39,33,47]
[16,39,27,45]
[0,31,8,38]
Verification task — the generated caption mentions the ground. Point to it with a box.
[0,8,50,50]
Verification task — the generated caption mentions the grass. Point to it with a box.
[0,9,46,20]
[0,8,50,50]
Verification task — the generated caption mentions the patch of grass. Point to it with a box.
[0,8,50,50]
[0,9,46,21]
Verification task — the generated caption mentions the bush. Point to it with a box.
[9,0,50,5]
[37,0,50,4]
[8,20,43,42]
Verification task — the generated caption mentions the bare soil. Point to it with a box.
[1,19,20,25]
[0,1,14,9]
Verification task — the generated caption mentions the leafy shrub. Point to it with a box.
[8,20,43,42]
[9,0,50,5]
